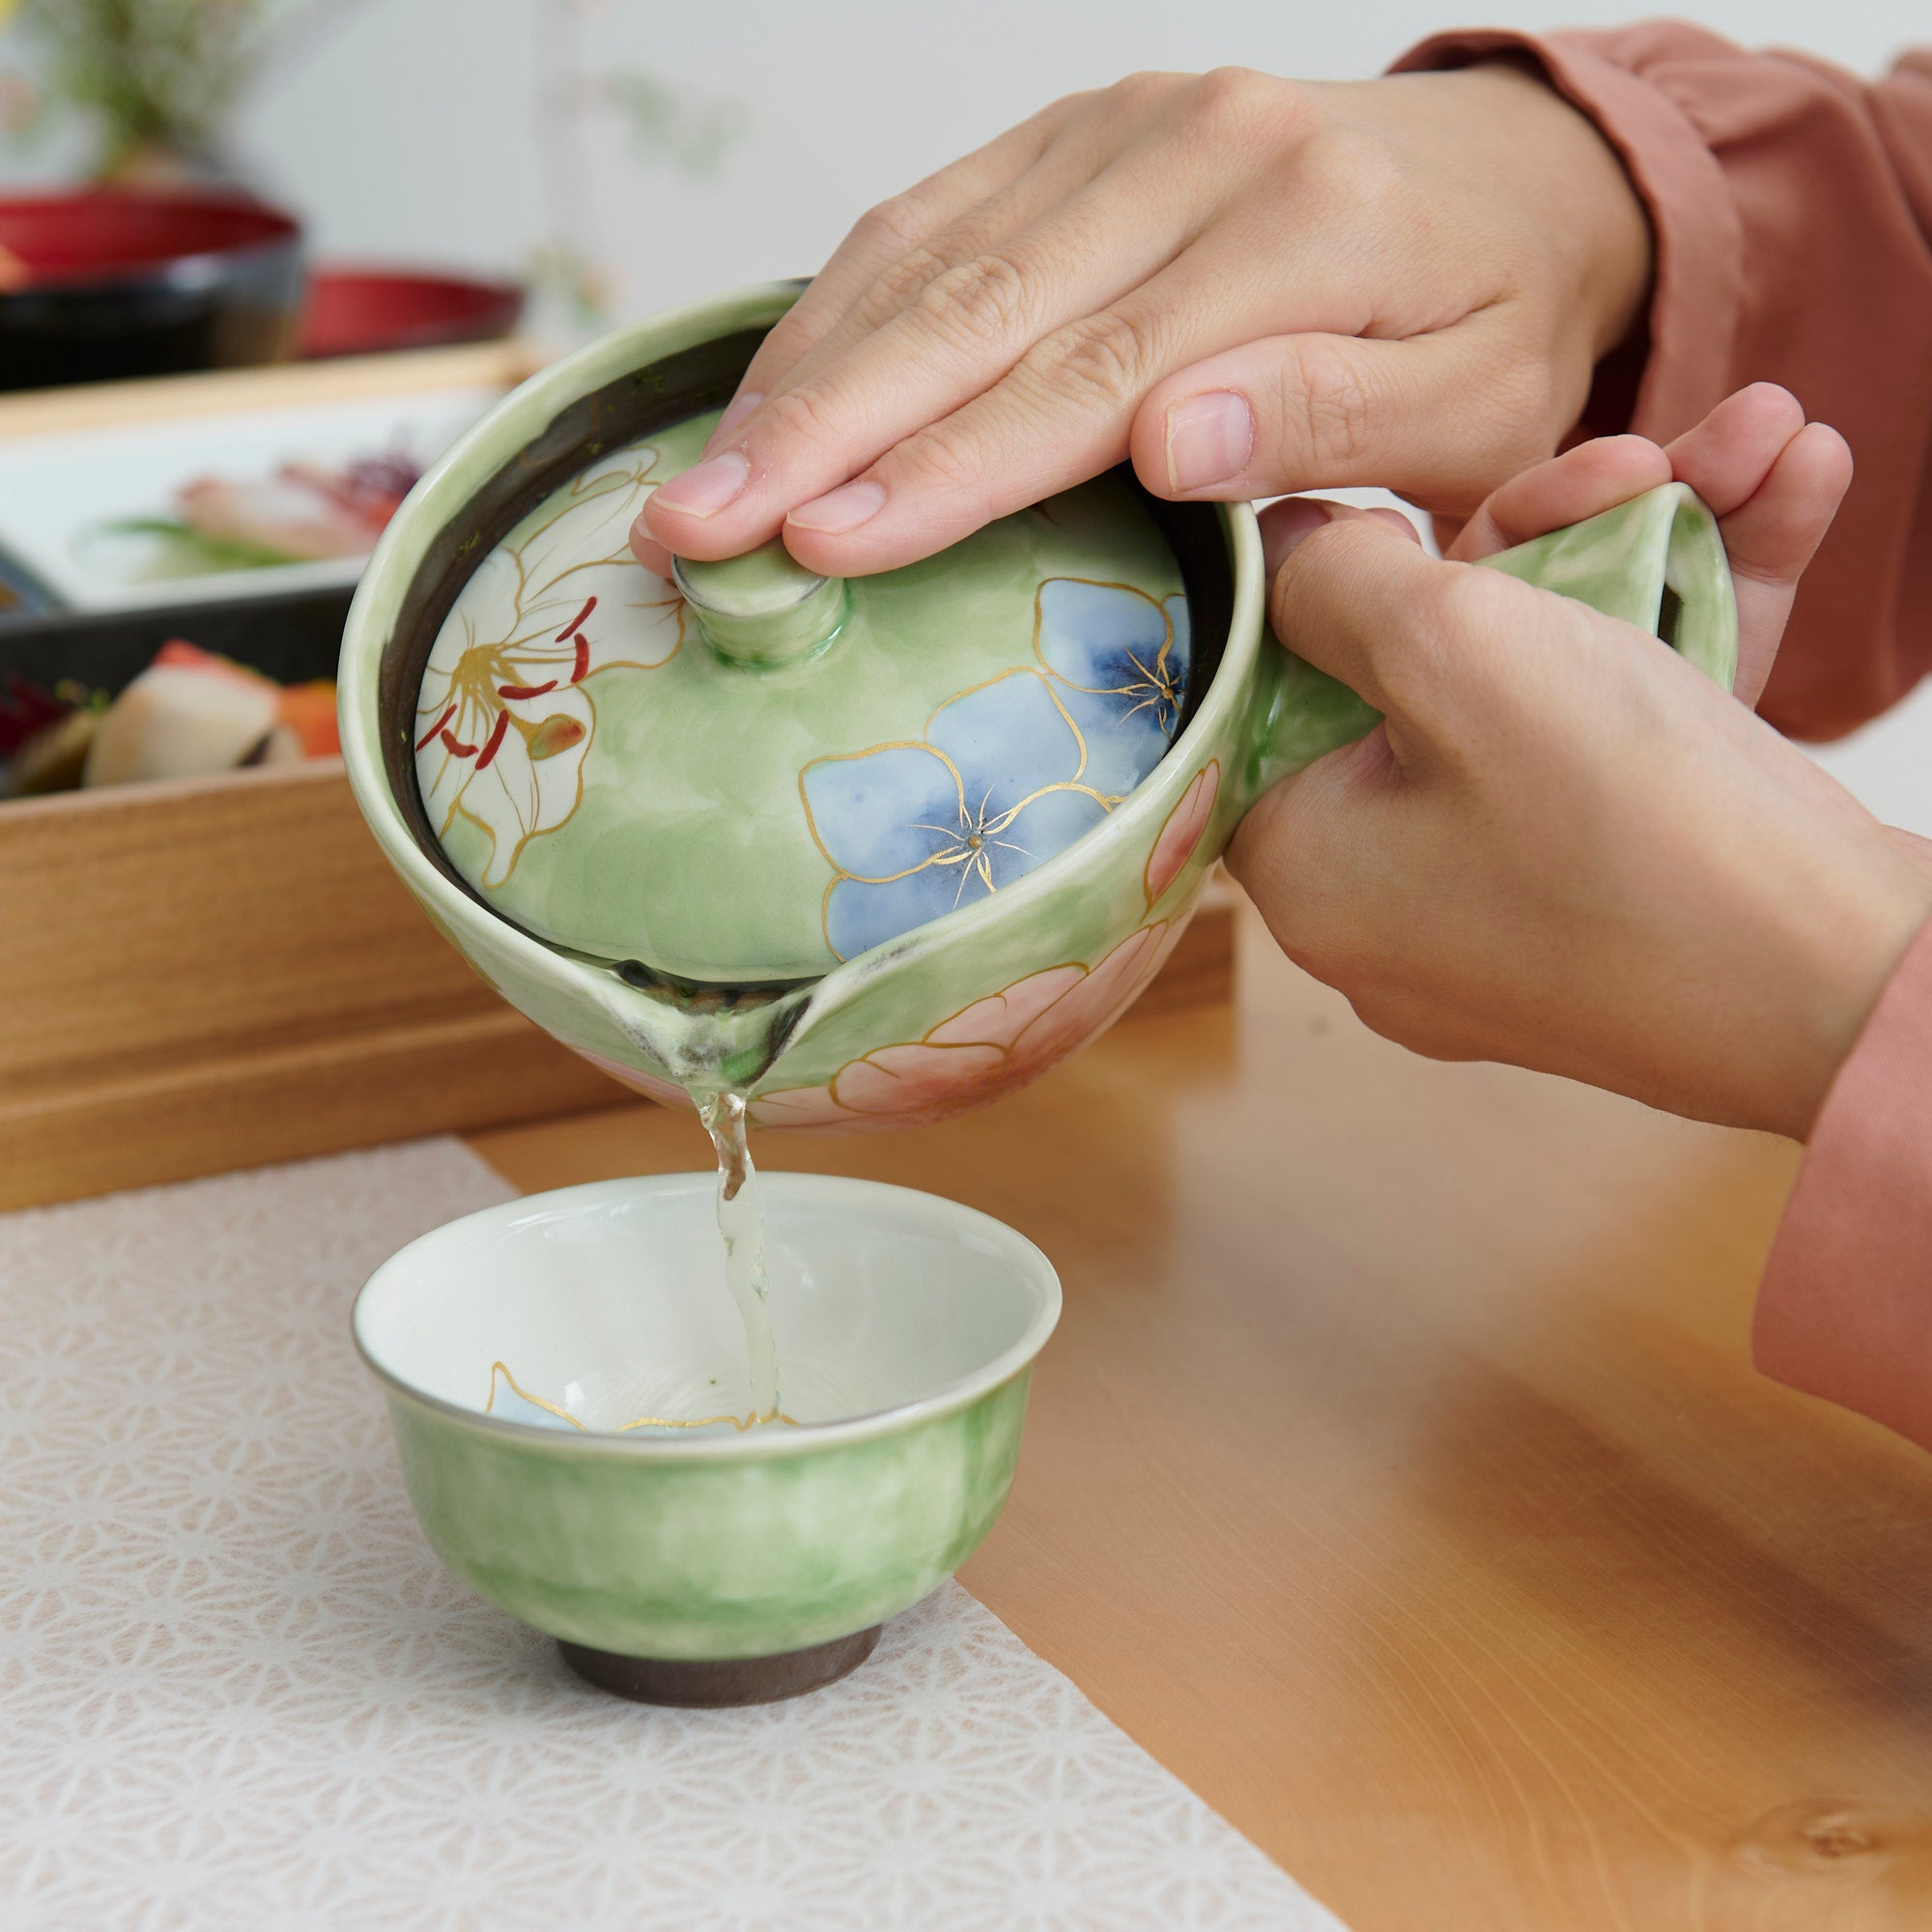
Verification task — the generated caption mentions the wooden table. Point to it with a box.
[469,899,1932,1932]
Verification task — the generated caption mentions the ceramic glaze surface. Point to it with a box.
[341,282,1738,1136]
[353,1173,1062,1660]
[416,409,1189,983]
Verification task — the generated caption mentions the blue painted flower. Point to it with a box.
[1035,578,1190,799]
[803,669,1111,960]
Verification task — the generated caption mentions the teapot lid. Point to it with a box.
[414,407,1191,983]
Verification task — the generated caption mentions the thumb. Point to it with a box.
[1261,497,1502,733]
[1130,319,1551,511]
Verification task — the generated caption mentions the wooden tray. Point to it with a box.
[0,751,1233,1210]
[0,761,624,1210]
[0,348,1235,1210]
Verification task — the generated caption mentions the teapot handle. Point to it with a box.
[1246,481,1738,803]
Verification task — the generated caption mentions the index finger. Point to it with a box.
[709,107,1067,453]
[1446,436,1670,561]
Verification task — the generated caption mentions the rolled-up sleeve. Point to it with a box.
[1398,26,1932,1448]
[1394,25,1932,741]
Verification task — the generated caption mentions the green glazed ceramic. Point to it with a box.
[415,413,1189,983]
[338,280,1737,1131]
[353,1172,1060,1681]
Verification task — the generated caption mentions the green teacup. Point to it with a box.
[354,1172,1060,1702]
[338,281,1735,1129]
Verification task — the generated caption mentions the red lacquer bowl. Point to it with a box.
[299,268,525,359]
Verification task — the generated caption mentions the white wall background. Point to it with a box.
[16,0,1932,821]
[222,0,1921,310]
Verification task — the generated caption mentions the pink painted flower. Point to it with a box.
[751,920,1177,1132]
[1145,759,1219,907]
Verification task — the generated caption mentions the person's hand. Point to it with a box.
[632,62,1650,579]
[1445,383,1850,710]
[1229,389,1932,1140]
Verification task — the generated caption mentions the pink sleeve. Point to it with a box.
[1392,26,1932,742]
[1752,916,1932,1447]
[1389,27,1932,1448]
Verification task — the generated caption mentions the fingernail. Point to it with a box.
[628,515,673,578]
[1165,390,1255,494]
[1262,497,1335,574]
[716,388,762,438]
[787,478,887,535]
[653,449,750,518]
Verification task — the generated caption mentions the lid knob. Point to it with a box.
[673,541,849,668]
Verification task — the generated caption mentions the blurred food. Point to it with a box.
[299,268,524,359]
[84,653,281,786]
[0,189,303,392]
[0,674,71,757]
[267,674,341,756]
[0,378,498,613]
[5,710,98,796]
[1,640,337,798]
[2,673,103,799]
[109,447,422,574]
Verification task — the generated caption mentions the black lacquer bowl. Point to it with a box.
[0,189,304,393]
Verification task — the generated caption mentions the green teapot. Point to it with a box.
[338,281,1735,1130]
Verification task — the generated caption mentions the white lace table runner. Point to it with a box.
[0,1140,1346,1932]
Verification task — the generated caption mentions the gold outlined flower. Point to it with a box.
[416,452,684,887]
[801,669,1113,962]
[1034,577,1189,796]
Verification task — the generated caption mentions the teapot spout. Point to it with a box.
[586,958,816,1096]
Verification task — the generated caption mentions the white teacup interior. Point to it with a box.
[355,1173,1058,1435]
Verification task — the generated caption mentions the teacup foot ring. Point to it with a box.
[558,1625,882,1707]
